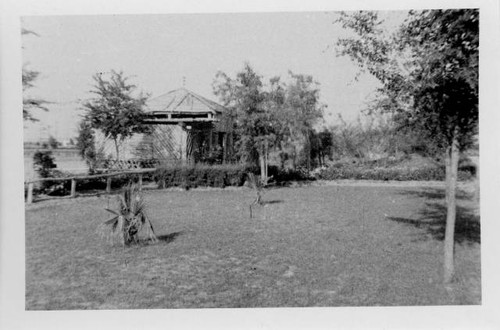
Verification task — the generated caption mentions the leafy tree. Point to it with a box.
[33,150,56,178]
[82,70,150,161]
[267,73,325,170]
[310,128,334,167]
[22,28,49,121]
[76,119,98,173]
[213,64,325,177]
[213,63,275,182]
[283,72,325,170]
[335,9,478,283]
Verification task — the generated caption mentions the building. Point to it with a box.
[94,87,234,167]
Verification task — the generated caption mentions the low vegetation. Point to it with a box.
[100,183,157,246]
[316,157,474,182]
[25,185,480,309]
[152,164,313,190]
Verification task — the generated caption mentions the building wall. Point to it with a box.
[94,125,188,163]
[94,123,232,165]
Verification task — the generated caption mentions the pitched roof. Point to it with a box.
[146,88,226,114]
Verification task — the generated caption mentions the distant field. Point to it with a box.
[25,185,480,309]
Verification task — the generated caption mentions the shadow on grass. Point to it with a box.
[262,200,284,205]
[398,188,473,201]
[387,189,480,244]
[156,231,184,244]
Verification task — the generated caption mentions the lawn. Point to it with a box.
[25,184,480,309]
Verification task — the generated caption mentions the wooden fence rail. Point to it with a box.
[25,169,156,204]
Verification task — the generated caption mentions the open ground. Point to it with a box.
[25,184,480,309]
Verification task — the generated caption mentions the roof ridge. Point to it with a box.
[146,87,226,114]
[187,91,223,112]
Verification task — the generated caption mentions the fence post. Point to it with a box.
[27,182,34,204]
[106,177,112,193]
[71,179,76,198]
[138,173,143,190]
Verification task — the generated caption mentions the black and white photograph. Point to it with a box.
[1,0,499,329]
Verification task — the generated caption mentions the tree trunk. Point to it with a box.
[113,138,120,161]
[305,132,311,171]
[265,139,269,182]
[259,141,267,185]
[443,136,459,283]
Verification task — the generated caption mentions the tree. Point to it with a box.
[82,70,150,161]
[213,64,325,177]
[335,10,478,283]
[48,136,59,149]
[22,28,49,121]
[76,119,99,173]
[33,150,56,178]
[283,72,325,170]
[311,128,334,167]
[213,63,275,182]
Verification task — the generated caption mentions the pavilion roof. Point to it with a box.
[146,87,227,115]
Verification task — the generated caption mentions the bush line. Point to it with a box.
[315,166,473,181]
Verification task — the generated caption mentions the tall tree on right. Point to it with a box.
[336,9,478,283]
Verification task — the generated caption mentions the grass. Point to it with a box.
[25,184,480,309]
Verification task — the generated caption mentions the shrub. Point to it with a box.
[268,165,315,182]
[153,163,316,189]
[100,183,157,246]
[33,150,57,178]
[316,164,474,181]
[153,164,259,189]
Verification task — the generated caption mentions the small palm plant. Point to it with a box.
[103,183,157,246]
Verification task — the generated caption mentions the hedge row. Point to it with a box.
[316,166,473,181]
[153,164,259,189]
[153,164,315,189]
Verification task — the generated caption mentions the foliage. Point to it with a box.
[196,145,224,165]
[328,112,443,161]
[76,119,101,173]
[309,128,334,167]
[282,72,325,169]
[335,10,478,282]
[334,9,478,151]
[82,70,150,160]
[267,165,314,182]
[22,28,49,121]
[153,163,314,190]
[154,164,258,189]
[101,183,157,246]
[316,163,473,182]
[213,64,325,177]
[33,150,56,178]
[48,136,60,149]
[212,63,273,165]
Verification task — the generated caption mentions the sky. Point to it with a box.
[21,11,406,142]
